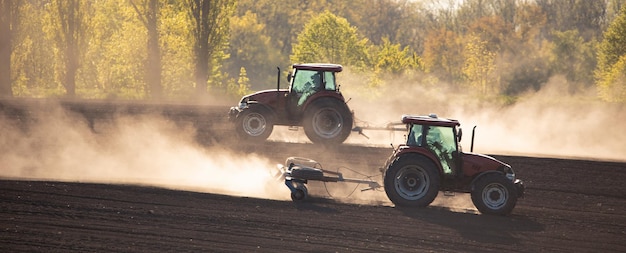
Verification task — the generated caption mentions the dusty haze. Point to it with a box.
[337,71,626,162]
[0,106,290,201]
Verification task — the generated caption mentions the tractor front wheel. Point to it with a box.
[235,106,273,141]
[471,173,518,215]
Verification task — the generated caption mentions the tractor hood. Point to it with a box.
[239,89,289,105]
[462,152,511,177]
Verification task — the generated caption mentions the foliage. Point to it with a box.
[462,34,497,95]
[374,37,421,75]
[422,28,464,85]
[187,0,236,97]
[597,55,626,102]
[85,0,145,99]
[4,0,623,103]
[550,30,597,92]
[224,11,280,91]
[45,0,93,97]
[226,67,251,97]
[596,4,626,102]
[290,11,370,69]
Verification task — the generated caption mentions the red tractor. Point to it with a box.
[382,114,524,215]
[275,114,525,215]
[229,63,353,144]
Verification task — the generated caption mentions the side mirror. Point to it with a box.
[287,73,292,83]
[457,128,463,142]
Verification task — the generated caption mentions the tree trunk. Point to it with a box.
[146,0,162,99]
[188,0,234,98]
[57,0,82,98]
[0,0,14,97]
[192,0,210,97]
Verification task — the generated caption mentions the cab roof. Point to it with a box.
[402,114,460,127]
[292,63,343,72]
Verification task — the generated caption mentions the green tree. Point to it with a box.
[11,2,59,96]
[225,11,279,90]
[597,55,626,102]
[187,0,235,96]
[596,5,626,102]
[46,0,92,97]
[231,67,251,97]
[550,30,596,91]
[291,11,369,68]
[85,0,145,99]
[374,37,420,75]
[462,33,497,95]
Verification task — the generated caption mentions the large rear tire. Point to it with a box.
[235,106,273,141]
[303,98,352,145]
[471,173,518,215]
[383,155,440,207]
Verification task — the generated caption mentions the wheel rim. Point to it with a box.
[242,112,267,136]
[312,108,343,139]
[394,165,430,200]
[482,183,508,209]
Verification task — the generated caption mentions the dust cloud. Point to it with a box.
[339,71,626,162]
[0,105,290,200]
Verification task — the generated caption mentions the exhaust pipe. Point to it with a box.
[276,67,280,91]
[471,126,476,152]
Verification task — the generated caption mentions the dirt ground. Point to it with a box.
[0,100,625,252]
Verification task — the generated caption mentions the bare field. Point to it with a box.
[1,101,625,252]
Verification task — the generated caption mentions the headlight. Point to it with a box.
[238,102,247,109]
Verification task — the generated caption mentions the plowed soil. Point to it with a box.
[1,100,625,252]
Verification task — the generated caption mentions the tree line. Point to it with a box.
[0,0,625,102]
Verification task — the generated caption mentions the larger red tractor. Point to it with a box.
[228,63,352,145]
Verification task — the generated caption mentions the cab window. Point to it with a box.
[324,71,336,90]
[407,124,423,146]
[426,126,457,175]
[291,70,321,94]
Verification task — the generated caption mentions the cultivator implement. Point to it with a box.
[272,157,381,201]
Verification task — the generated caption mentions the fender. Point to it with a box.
[389,146,445,176]
[469,169,506,191]
[301,91,346,111]
[238,101,277,120]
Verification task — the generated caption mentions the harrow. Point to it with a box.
[272,157,381,201]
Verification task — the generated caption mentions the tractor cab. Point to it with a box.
[402,114,463,177]
[287,63,342,108]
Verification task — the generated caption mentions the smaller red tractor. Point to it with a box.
[275,114,525,215]
[229,63,352,145]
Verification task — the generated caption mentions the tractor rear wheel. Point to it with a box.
[235,106,273,141]
[303,98,352,145]
[471,173,518,215]
[384,155,440,207]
